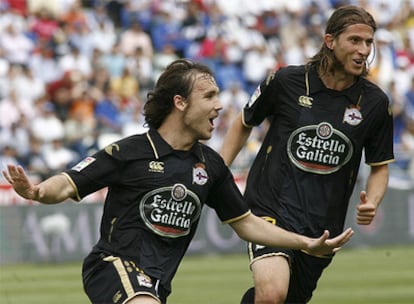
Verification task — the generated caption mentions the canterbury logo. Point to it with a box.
[149,161,164,173]
[298,95,313,108]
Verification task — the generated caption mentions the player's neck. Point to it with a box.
[319,69,357,91]
[158,121,195,151]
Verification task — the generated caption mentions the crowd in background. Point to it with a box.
[0,0,413,189]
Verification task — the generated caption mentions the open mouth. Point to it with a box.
[353,59,364,65]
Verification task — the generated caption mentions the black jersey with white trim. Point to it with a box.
[65,128,249,294]
[242,64,394,237]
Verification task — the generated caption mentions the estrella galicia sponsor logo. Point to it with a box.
[140,184,201,238]
[287,122,353,174]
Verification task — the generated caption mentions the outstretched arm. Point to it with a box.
[230,213,354,256]
[220,112,252,166]
[2,164,77,204]
[356,164,389,225]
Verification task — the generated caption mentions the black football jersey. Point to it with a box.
[64,128,249,293]
[242,64,394,237]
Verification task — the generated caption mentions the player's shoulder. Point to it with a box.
[103,133,152,161]
[273,65,306,86]
[276,64,306,77]
[198,142,227,167]
[361,77,390,103]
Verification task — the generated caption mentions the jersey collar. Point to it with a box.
[307,65,364,106]
[146,128,205,161]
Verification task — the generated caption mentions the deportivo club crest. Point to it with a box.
[193,163,208,185]
[343,106,363,126]
[287,122,353,174]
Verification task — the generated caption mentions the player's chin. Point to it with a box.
[199,129,213,141]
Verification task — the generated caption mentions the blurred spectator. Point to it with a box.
[0,144,19,171]
[0,89,33,129]
[393,55,413,97]
[20,137,49,179]
[42,138,78,173]
[58,45,92,78]
[369,28,396,90]
[27,0,75,18]
[86,2,115,33]
[242,43,276,94]
[69,88,96,129]
[60,0,88,34]
[119,0,153,31]
[152,43,179,83]
[197,32,228,69]
[94,88,122,134]
[30,101,65,144]
[400,118,414,170]
[180,0,209,58]
[389,80,407,149]
[28,43,61,84]
[119,21,153,58]
[46,70,77,120]
[67,21,95,59]
[0,48,10,80]
[28,7,59,43]
[109,66,139,109]
[0,22,35,66]
[100,42,127,78]
[105,0,125,28]
[88,64,110,96]
[255,8,280,47]
[0,4,27,33]
[282,35,317,66]
[0,117,30,157]
[121,101,148,137]
[150,8,187,57]
[88,16,117,55]
[51,20,72,58]
[14,65,45,102]
[64,105,97,159]
[219,81,250,111]
[126,46,154,94]
[214,59,245,91]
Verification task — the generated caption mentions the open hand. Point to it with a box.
[305,228,354,256]
[2,164,39,200]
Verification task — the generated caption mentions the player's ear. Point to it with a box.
[174,95,187,111]
[324,34,334,50]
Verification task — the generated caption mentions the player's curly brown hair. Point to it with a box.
[143,59,214,129]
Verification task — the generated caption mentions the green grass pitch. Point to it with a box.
[1,246,413,303]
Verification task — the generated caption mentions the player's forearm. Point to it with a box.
[231,214,310,250]
[220,113,252,166]
[366,164,389,208]
[34,174,77,204]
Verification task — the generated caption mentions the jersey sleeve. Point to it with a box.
[204,152,250,223]
[64,149,124,199]
[242,70,281,127]
[364,93,395,165]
